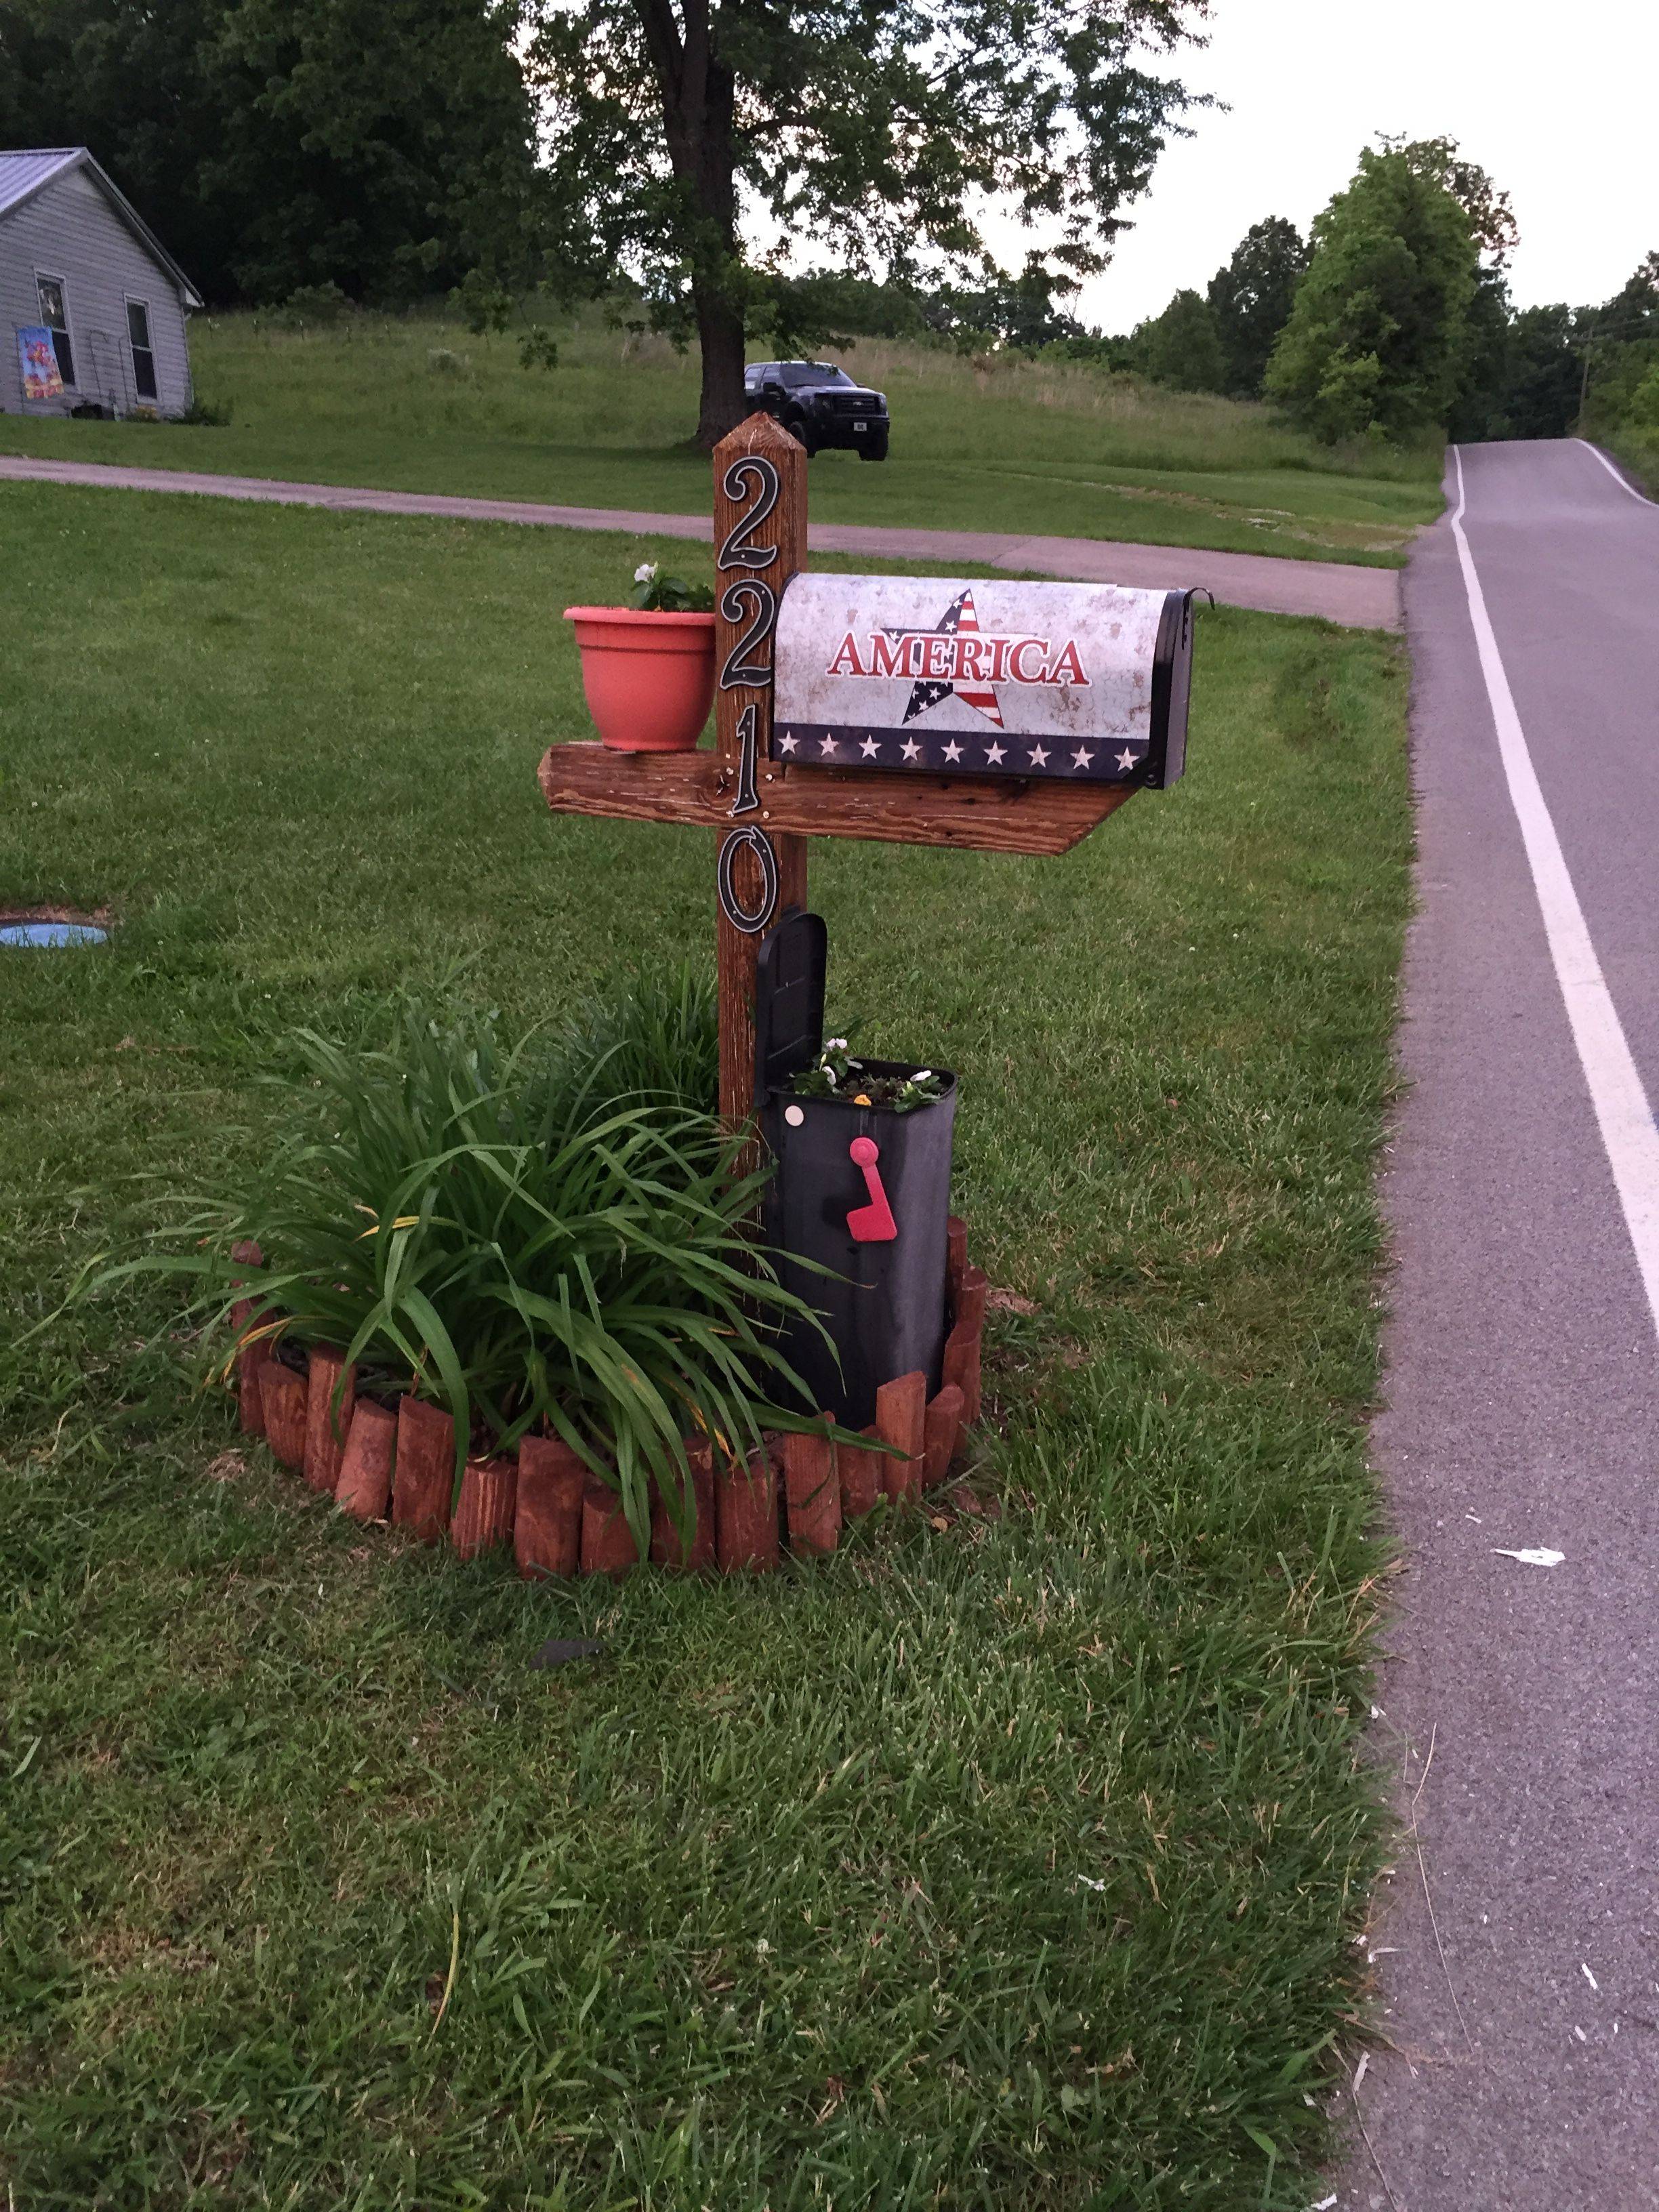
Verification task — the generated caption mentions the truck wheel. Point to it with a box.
[785,412,818,458]
[860,438,888,462]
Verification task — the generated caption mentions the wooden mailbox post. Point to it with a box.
[539,412,1193,1132]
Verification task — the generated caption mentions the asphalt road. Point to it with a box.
[1344,440,1659,2207]
[0,453,1400,628]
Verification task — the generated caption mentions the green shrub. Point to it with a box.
[94,981,827,1546]
[268,281,355,331]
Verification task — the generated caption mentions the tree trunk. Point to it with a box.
[632,0,745,447]
[695,282,749,448]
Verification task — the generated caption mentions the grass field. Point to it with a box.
[0,481,1410,2208]
[0,308,1446,565]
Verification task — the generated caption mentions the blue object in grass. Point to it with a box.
[0,920,108,947]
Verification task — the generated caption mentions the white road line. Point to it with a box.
[1576,439,1656,508]
[1450,447,1659,1342]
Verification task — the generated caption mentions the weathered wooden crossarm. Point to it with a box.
[537,741,1134,857]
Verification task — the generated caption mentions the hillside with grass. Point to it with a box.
[0,308,1444,564]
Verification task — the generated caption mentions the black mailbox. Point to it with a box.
[755,909,957,1427]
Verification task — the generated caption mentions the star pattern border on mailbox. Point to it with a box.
[772,722,1147,783]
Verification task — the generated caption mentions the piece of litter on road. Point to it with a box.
[1573,2025,1588,2043]
[1582,1963,1599,1992]
[1352,2051,1369,2090]
[1370,1703,1384,1719]
[1492,1547,1565,1568]
[1311,2196,1338,2210]
[1465,1511,1483,1523]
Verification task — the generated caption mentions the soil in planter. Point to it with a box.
[788,1065,940,1111]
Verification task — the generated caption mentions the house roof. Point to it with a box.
[0,148,203,307]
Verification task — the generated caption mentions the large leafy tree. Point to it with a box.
[1205,216,1306,398]
[1131,286,1225,392]
[0,0,539,305]
[525,0,1210,445]
[1389,135,1517,268]
[1265,147,1478,442]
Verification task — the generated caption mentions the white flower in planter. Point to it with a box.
[634,561,657,583]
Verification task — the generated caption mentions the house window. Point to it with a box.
[126,300,157,401]
[35,274,75,388]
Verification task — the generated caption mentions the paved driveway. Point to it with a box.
[0,453,1401,628]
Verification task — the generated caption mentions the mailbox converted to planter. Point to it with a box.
[754,907,956,1427]
[773,574,1195,791]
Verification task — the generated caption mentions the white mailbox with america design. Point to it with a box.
[773,573,1197,791]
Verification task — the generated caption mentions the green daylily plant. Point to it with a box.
[87,977,872,1555]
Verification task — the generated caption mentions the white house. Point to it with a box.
[0,148,201,420]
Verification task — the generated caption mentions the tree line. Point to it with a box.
[4,0,1654,462]
[1124,140,1658,457]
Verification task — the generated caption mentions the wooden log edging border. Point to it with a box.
[222,1216,988,1580]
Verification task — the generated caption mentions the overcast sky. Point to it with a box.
[1058,0,1658,333]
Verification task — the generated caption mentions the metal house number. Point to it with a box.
[716,455,783,934]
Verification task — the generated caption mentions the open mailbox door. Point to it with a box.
[773,574,1195,791]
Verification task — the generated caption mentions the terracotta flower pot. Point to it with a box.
[335,1399,396,1521]
[563,606,716,752]
[452,1454,518,1561]
[716,1449,781,1573]
[304,1347,356,1495]
[393,1396,455,1544]
[261,1352,308,1473]
[649,1439,718,1571]
[874,1370,927,1507]
[516,1435,586,1579]
[581,1482,641,1578]
[783,1423,840,1558]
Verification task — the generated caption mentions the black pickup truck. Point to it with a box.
[743,360,889,460]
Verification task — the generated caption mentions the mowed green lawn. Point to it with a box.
[0,310,1445,565]
[0,482,1408,2209]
